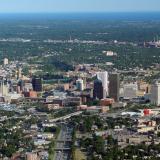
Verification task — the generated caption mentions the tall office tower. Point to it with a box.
[109,73,120,101]
[0,79,9,96]
[32,77,42,92]
[76,79,84,91]
[16,68,22,80]
[18,67,22,79]
[150,80,160,106]
[3,58,9,65]
[93,79,104,100]
[17,79,24,93]
[97,71,109,98]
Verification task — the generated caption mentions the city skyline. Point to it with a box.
[0,0,160,13]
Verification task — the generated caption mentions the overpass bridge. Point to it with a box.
[49,111,82,122]
[54,148,71,151]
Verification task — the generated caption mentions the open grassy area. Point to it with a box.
[74,149,86,160]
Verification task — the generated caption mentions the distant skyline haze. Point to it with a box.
[0,0,160,13]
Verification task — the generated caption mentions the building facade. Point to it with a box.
[150,80,160,106]
[76,79,84,91]
[109,73,120,101]
[93,79,104,100]
[32,77,42,92]
[97,71,109,98]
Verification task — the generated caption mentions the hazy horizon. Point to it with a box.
[0,0,160,13]
[0,12,159,21]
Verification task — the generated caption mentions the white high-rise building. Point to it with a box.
[150,80,160,106]
[76,79,84,91]
[4,58,9,65]
[97,71,109,98]
[0,80,9,96]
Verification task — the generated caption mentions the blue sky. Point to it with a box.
[0,0,160,13]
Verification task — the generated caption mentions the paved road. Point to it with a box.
[54,124,73,160]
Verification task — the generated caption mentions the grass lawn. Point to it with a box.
[74,149,86,160]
